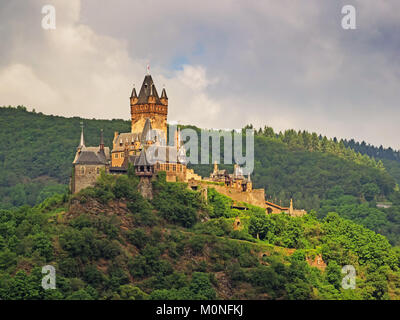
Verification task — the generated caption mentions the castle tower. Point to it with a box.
[130,74,168,139]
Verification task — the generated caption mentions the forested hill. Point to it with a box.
[2,106,400,244]
[343,139,400,162]
[0,106,130,208]
[0,106,394,208]
[1,172,400,300]
[342,139,400,184]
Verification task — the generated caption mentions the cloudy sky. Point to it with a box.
[1,0,399,149]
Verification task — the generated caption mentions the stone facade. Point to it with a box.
[72,164,106,194]
[71,128,110,194]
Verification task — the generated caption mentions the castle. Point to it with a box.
[71,72,305,216]
[71,73,200,198]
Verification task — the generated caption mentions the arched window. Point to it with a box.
[80,167,85,175]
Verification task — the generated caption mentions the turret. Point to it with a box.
[160,87,168,106]
[130,85,138,105]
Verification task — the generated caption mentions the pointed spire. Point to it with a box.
[141,118,153,143]
[137,75,161,104]
[99,129,104,152]
[130,85,137,98]
[161,87,168,99]
[78,122,86,150]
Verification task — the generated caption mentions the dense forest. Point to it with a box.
[2,106,400,246]
[1,171,399,300]
[343,139,400,162]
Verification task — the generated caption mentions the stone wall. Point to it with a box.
[73,164,105,193]
[196,182,266,208]
[131,107,167,138]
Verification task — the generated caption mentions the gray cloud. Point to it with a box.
[0,0,399,149]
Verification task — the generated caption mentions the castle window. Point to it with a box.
[156,162,160,169]
[80,167,84,175]
[115,153,119,159]
[173,165,176,172]
[97,168,100,174]
[166,164,170,171]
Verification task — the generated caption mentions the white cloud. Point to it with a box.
[1,0,400,149]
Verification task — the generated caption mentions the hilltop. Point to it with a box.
[1,171,400,300]
[1,106,400,246]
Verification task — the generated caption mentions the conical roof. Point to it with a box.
[140,118,153,143]
[137,75,161,104]
[161,87,168,99]
[134,149,151,166]
[77,125,86,150]
[130,86,137,98]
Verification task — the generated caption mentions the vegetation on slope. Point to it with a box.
[0,106,130,209]
[1,172,400,300]
[2,106,400,246]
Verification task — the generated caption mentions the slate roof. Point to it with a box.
[73,146,110,164]
[74,149,108,165]
[136,75,161,104]
[140,118,153,143]
[130,87,137,98]
[161,88,168,99]
[134,149,151,166]
[113,133,141,152]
